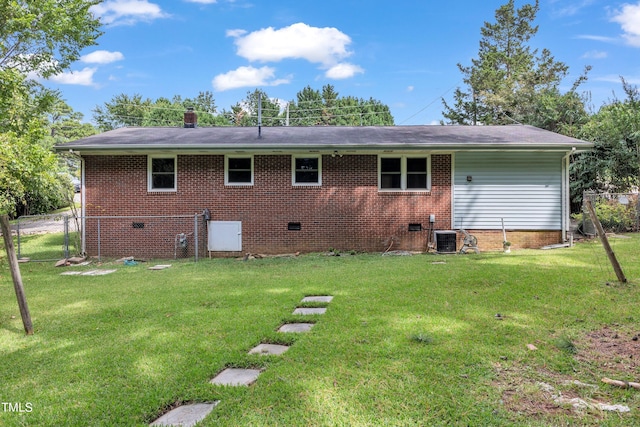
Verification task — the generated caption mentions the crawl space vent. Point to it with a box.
[434,231,457,253]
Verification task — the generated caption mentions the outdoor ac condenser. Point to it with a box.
[434,231,457,253]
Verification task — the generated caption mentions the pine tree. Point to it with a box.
[441,0,584,126]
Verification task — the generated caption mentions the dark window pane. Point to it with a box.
[296,171,319,183]
[381,158,401,173]
[381,173,401,189]
[228,170,252,183]
[228,157,251,170]
[296,158,318,171]
[152,174,175,189]
[407,157,427,173]
[407,174,427,189]
[152,158,175,173]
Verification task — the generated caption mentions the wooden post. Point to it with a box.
[0,214,34,335]
[584,199,627,283]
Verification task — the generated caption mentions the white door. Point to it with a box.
[208,221,242,251]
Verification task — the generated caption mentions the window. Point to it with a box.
[378,155,430,191]
[148,156,176,191]
[225,156,253,185]
[292,156,321,186]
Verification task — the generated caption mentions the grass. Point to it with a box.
[1,234,640,426]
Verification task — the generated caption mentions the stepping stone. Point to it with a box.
[148,264,172,270]
[293,307,327,315]
[82,269,117,276]
[150,401,219,427]
[278,323,314,333]
[210,368,261,386]
[301,296,333,303]
[248,343,289,355]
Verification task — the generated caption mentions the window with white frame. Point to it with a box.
[292,155,321,186]
[379,155,430,191]
[225,155,253,185]
[148,156,177,191]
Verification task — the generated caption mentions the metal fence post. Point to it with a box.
[16,218,21,259]
[194,214,199,263]
[97,218,101,262]
[63,215,70,259]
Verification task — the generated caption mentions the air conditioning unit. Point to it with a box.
[434,231,457,253]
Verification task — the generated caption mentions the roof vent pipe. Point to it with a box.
[258,93,262,139]
[184,107,197,128]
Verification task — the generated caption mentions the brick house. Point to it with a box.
[56,119,591,258]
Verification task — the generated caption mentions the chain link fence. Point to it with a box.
[13,214,79,261]
[13,214,206,262]
[83,214,206,261]
[581,191,640,236]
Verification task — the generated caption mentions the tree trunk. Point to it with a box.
[0,214,34,335]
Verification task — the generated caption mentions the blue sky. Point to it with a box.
[40,0,640,126]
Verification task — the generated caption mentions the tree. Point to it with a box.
[288,86,325,126]
[48,99,97,142]
[93,94,152,130]
[286,85,394,126]
[229,89,283,127]
[441,0,588,128]
[93,91,230,130]
[572,78,640,199]
[0,0,101,215]
[0,0,102,78]
[0,130,66,217]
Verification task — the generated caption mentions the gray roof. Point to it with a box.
[55,124,592,154]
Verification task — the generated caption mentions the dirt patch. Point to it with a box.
[494,325,640,423]
[574,325,640,375]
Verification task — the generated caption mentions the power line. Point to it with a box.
[398,80,461,125]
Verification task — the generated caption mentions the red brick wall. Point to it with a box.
[83,154,452,257]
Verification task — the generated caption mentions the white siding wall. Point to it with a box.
[453,152,563,230]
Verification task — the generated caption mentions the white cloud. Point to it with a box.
[551,0,595,18]
[231,22,354,67]
[48,67,98,86]
[581,50,608,59]
[212,66,290,91]
[81,50,125,64]
[611,2,640,47]
[407,86,415,92]
[595,74,640,84]
[575,34,618,43]
[90,0,169,26]
[226,29,247,38]
[325,63,364,79]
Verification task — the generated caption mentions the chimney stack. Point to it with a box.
[184,107,197,128]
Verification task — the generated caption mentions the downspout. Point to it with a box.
[80,156,86,255]
[65,149,86,255]
[561,148,575,242]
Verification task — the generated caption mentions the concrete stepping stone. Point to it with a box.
[210,368,261,386]
[278,323,314,333]
[150,401,219,427]
[301,296,333,303]
[248,343,289,355]
[293,307,327,315]
[60,269,117,276]
[82,269,117,276]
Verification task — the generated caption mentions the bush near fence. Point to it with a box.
[580,192,639,235]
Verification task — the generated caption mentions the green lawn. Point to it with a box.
[1,236,639,426]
